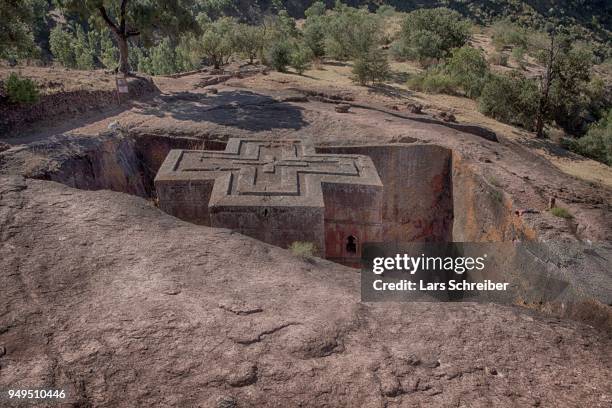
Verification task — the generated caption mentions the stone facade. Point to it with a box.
[155,138,383,265]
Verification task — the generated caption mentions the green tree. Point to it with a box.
[234,24,265,64]
[534,32,596,137]
[352,48,390,85]
[447,46,489,98]
[175,34,201,72]
[267,40,291,72]
[0,0,43,60]
[304,1,326,18]
[50,26,76,68]
[479,72,539,130]
[399,8,470,63]
[303,15,326,59]
[324,4,382,60]
[569,108,612,166]
[4,73,40,104]
[60,0,198,74]
[74,26,95,70]
[198,17,235,69]
[290,42,313,74]
[548,44,594,134]
[99,28,118,69]
[149,38,177,75]
[276,10,298,38]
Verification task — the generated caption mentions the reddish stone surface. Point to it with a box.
[155,137,383,264]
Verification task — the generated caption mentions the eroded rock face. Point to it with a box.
[0,176,610,407]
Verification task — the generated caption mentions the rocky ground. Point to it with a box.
[0,68,611,407]
[0,175,610,407]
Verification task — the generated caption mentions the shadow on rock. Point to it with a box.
[520,137,586,161]
[136,90,308,131]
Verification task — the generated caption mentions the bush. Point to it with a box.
[491,20,529,50]
[149,38,177,75]
[303,16,326,59]
[447,46,489,97]
[73,26,95,70]
[324,5,382,60]
[479,72,539,130]
[99,29,118,69]
[304,1,326,18]
[289,241,317,258]
[175,34,202,72]
[4,73,40,104]
[403,29,445,61]
[290,43,313,74]
[547,44,594,134]
[199,18,236,69]
[50,26,75,68]
[567,109,612,166]
[267,40,292,72]
[376,5,396,17]
[399,8,470,62]
[352,48,390,85]
[234,24,265,64]
[407,70,457,94]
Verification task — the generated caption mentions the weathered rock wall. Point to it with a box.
[319,144,453,243]
[4,132,149,197]
[451,152,536,242]
[0,76,158,135]
[451,152,611,326]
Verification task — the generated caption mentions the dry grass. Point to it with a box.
[289,241,317,258]
[0,65,118,95]
[245,57,612,188]
[551,207,573,219]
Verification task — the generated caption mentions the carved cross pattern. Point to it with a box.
[174,139,360,197]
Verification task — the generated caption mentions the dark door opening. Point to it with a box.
[346,235,357,254]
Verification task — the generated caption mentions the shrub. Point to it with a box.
[4,73,40,104]
[267,40,292,72]
[567,109,612,166]
[50,26,75,68]
[399,8,470,62]
[404,29,445,61]
[352,48,390,85]
[99,29,118,69]
[324,5,382,60]
[73,26,95,70]
[290,43,313,74]
[407,70,457,94]
[303,16,326,59]
[551,207,573,219]
[234,24,266,64]
[479,72,539,130]
[289,241,317,257]
[491,20,529,50]
[199,18,236,69]
[447,46,489,97]
[149,38,177,75]
[304,1,326,18]
[376,5,396,17]
[547,44,594,134]
[175,34,202,72]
